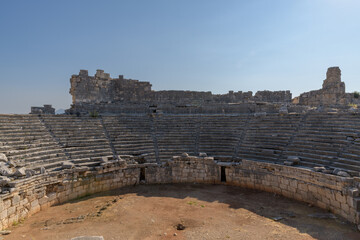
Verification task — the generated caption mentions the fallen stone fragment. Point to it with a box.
[63,216,85,224]
[14,167,26,177]
[0,176,11,186]
[0,163,13,176]
[271,216,284,221]
[337,171,350,177]
[314,166,326,172]
[0,230,11,235]
[7,160,16,168]
[308,213,336,219]
[284,161,294,166]
[25,169,35,177]
[0,154,7,163]
[62,161,75,169]
[346,136,355,141]
[99,206,108,211]
[199,152,207,157]
[322,169,333,174]
[71,237,104,240]
[176,223,186,230]
[287,156,300,165]
[181,153,189,157]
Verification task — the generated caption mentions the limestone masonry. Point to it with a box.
[0,154,358,230]
[67,67,359,115]
[30,105,55,115]
[0,112,360,229]
[2,67,360,231]
[68,69,292,114]
[297,67,358,106]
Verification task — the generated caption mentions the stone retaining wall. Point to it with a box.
[0,156,359,230]
[226,160,360,224]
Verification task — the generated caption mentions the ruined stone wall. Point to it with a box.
[69,102,283,114]
[298,67,349,106]
[70,70,153,105]
[0,163,142,230]
[226,160,360,224]
[254,90,292,103]
[213,91,253,103]
[69,70,292,114]
[0,156,359,230]
[152,91,213,105]
[66,66,360,113]
[30,105,55,115]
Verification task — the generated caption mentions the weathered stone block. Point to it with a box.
[3,200,11,209]
[7,206,15,216]
[335,192,347,205]
[12,195,20,206]
[30,199,39,208]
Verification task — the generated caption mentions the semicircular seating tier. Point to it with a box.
[1,112,360,176]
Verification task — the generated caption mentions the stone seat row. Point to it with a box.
[1,113,360,175]
[0,116,70,170]
[102,116,156,163]
[41,117,112,149]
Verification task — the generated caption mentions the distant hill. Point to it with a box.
[55,109,65,115]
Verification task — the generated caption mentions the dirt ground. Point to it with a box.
[4,184,360,240]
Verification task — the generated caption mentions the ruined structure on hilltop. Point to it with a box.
[297,67,357,106]
[30,104,55,115]
[66,66,359,115]
[68,69,292,114]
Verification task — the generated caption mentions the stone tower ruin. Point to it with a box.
[298,67,349,106]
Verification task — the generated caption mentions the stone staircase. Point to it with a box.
[102,115,157,163]
[149,115,160,164]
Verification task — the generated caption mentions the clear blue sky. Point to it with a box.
[1,0,359,113]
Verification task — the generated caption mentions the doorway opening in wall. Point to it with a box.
[140,167,146,181]
[221,166,226,182]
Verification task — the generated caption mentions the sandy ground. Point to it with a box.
[4,184,360,240]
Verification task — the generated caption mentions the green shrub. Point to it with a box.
[354,91,360,99]
[89,110,99,118]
